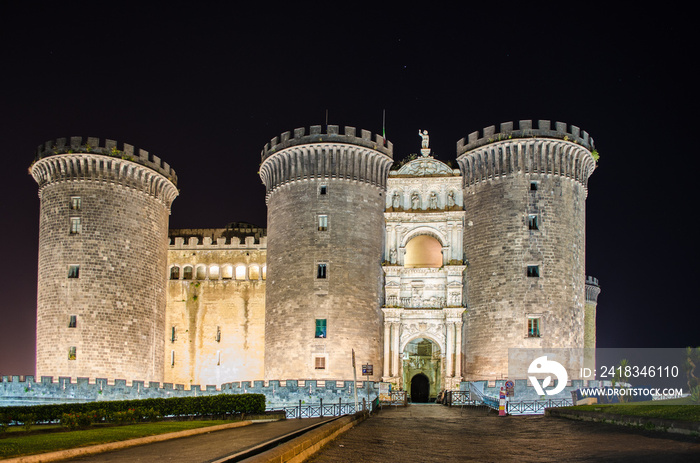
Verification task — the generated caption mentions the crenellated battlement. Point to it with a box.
[168,235,267,248]
[34,136,177,186]
[259,125,395,196]
[585,276,601,303]
[456,120,597,192]
[456,120,595,155]
[261,125,393,162]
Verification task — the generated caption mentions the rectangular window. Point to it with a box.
[217,350,221,366]
[216,326,221,343]
[527,265,539,278]
[70,196,81,210]
[170,326,176,342]
[171,350,175,366]
[69,346,76,360]
[68,265,80,278]
[528,214,539,230]
[315,356,326,370]
[317,263,327,279]
[315,319,327,338]
[69,315,77,328]
[319,185,327,195]
[528,318,541,337]
[530,181,538,191]
[70,217,81,234]
[318,215,328,231]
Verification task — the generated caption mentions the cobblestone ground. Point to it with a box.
[307,404,700,463]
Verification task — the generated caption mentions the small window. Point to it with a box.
[70,217,81,234]
[170,266,180,280]
[170,326,176,343]
[216,326,221,343]
[68,346,76,360]
[262,265,267,280]
[209,265,220,279]
[527,265,540,278]
[249,265,260,280]
[195,265,206,280]
[68,315,77,328]
[171,350,175,366]
[317,263,327,279]
[217,350,221,366]
[222,265,233,279]
[235,265,247,280]
[319,185,328,195]
[70,196,81,210]
[528,318,541,337]
[528,215,539,230]
[318,215,328,231]
[183,266,193,280]
[315,356,326,370]
[68,265,80,278]
[315,319,327,338]
[530,181,538,191]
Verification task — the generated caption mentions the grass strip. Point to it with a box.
[566,401,700,422]
[0,420,231,458]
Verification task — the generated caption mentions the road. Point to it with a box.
[307,404,700,462]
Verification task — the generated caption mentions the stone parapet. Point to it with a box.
[259,125,394,196]
[261,125,393,161]
[456,120,597,193]
[34,136,177,185]
[585,276,601,303]
[457,120,595,154]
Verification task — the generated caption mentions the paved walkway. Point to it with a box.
[62,417,332,462]
[307,404,700,463]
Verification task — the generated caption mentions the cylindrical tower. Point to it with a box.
[259,125,393,380]
[456,120,597,379]
[30,137,178,382]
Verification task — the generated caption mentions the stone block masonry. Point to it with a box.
[31,141,178,383]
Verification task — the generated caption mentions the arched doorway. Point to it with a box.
[410,373,430,402]
[402,337,441,402]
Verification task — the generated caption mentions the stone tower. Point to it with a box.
[259,125,393,380]
[456,120,597,379]
[30,137,178,382]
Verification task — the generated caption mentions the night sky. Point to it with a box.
[1,4,697,376]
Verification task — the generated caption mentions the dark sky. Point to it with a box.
[1,4,697,376]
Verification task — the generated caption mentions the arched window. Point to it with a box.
[170,266,180,280]
[196,265,206,280]
[222,265,233,279]
[209,265,220,279]
[405,235,443,268]
[262,265,267,280]
[183,266,193,280]
[249,265,260,280]
[235,265,246,280]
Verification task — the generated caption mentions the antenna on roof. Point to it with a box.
[382,109,386,139]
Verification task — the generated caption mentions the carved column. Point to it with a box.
[391,323,400,377]
[445,321,454,377]
[383,322,391,377]
[455,321,463,378]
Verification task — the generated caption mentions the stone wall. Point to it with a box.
[0,376,378,409]
[260,126,394,381]
[30,147,178,383]
[165,233,267,387]
[457,122,596,380]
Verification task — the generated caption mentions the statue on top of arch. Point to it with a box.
[418,129,430,157]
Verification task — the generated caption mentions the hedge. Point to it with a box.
[0,393,265,424]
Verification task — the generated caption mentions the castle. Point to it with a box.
[30,120,600,402]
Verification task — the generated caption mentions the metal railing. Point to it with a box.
[379,391,408,406]
[506,398,573,415]
[266,399,366,419]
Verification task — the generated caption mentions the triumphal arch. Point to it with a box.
[382,136,466,399]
